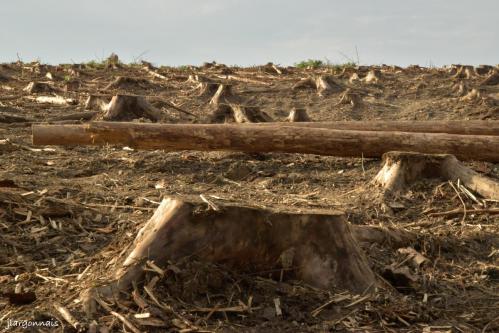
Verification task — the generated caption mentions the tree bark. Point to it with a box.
[82,196,375,313]
[254,120,499,136]
[32,122,499,162]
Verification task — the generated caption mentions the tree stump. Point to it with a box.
[209,104,272,123]
[373,151,499,200]
[82,196,376,314]
[104,76,151,90]
[84,95,110,111]
[475,65,494,76]
[292,76,344,96]
[286,107,310,122]
[481,72,499,86]
[23,81,54,93]
[363,70,381,84]
[101,95,163,122]
[209,84,237,105]
[336,89,364,109]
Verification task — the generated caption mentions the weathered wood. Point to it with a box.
[255,120,499,136]
[32,122,499,162]
[374,151,499,200]
[82,196,375,315]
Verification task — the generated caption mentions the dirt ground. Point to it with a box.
[0,60,498,332]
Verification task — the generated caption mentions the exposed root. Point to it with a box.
[451,81,468,97]
[286,107,310,122]
[459,88,483,103]
[373,151,499,200]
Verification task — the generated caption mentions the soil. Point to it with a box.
[0,61,498,332]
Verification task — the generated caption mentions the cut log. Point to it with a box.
[253,120,499,136]
[28,95,77,106]
[373,151,499,200]
[286,108,310,122]
[101,95,163,122]
[82,197,375,314]
[32,122,499,162]
[0,112,33,123]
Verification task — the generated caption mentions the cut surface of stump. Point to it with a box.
[82,196,376,314]
[286,107,310,122]
[373,151,499,200]
[101,95,163,122]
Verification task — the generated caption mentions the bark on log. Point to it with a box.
[373,151,499,200]
[82,197,375,314]
[254,120,499,136]
[32,122,499,162]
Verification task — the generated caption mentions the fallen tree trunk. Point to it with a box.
[82,196,375,314]
[255,120,499,136]
[32,122,499,162]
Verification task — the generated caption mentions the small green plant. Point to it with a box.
[177,65,191,71]
[294,59,324,69]
[85,59,106,70]
[63,75,72,82]
[294,59,357,70]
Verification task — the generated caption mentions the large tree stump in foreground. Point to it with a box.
[374,151,499,200]
[82,197,375,314]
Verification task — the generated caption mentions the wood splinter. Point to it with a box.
[81,197,376,315]
[373,151,499,200]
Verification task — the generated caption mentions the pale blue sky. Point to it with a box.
[1,0,497,66]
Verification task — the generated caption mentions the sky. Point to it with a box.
[1,0,497,67]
